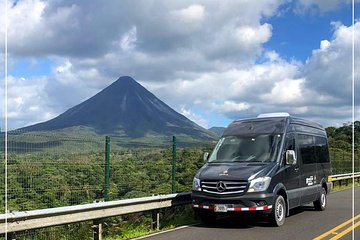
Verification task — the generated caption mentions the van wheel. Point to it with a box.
[268,195,286,227]
[314,187,327,211]
[197,211,217,225]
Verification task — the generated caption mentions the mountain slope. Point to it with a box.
[21,76,215,140]
[208,127,225,137]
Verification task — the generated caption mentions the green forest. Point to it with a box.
[0,122,359,239]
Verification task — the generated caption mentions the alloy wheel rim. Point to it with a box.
[276,200,284,221]
[321,193,326,208]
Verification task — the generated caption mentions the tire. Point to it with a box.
[268,195,286,227]
[197,211,217,225]
[314,187,327,211]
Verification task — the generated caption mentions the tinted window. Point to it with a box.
[298,134,315,164]
[294,125,325,135]
[284,134,295,151]
[298,134,329,164]
[314,136,330,163]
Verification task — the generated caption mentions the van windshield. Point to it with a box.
[208,134,283,163]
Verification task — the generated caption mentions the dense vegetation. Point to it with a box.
[326,121,360,174]
[326,121,360,149]
[0,121,359,239]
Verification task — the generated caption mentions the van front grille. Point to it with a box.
[201,180,248,195]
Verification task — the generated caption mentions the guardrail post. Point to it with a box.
[104,136,111,201]
[5,232,15,240]
[93,219,102,240]
[151,210,160,230]
[172,136,177,193]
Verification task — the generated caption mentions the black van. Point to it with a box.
[192,113,332,226]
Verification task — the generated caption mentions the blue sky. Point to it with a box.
[1,0,359,130]
[265,3,353,61]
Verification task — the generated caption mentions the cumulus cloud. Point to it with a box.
[205,23,272,62]
[211,101,250,113]
[0,76,55,129]
[120,26,138,51]
[294,0,355,13]
[1,0,358,129]
[144,54,303,120]
[171,4,205,24]
[261,78,305,104]
[304,21,360,103]
[180,106,208,128]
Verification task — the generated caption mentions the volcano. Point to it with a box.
[21,76,215,141]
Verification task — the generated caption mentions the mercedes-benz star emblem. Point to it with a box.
[216,181,227,192]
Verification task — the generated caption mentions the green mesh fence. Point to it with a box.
[329,147,360,174]
[0,131,358,239]
[0,131,106,212]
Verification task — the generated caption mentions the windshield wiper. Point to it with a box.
[209,161,232,163]
[233,159,262,162]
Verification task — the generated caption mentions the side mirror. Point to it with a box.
[286,150,297,165]
[203,152,210,162]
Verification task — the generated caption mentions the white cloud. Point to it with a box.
[180,106,208,128]
[295,0,354,13]
[304,22,360,101]
[2,1,358,129]
[205,23,272,62]
[2,0,46,42]
[0,76,55,129]
[120,26,137,51]
[261,78,304,104]
[320,40,330,50]
[171,4,205,23]
[211,101,250,113]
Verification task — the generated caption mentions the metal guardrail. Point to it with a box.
[331,172,360,186]
[0,192,191,239]
[1,173,359,239]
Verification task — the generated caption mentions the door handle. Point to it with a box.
[295,167,300,172]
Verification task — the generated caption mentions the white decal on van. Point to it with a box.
[306,176,314,186]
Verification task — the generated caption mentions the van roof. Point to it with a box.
[239,113,323,129]
[224,114,325,136]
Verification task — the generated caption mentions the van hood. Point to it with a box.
[197,162,278,181]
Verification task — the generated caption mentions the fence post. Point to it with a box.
[104,136,111,201]
[172,136,177,193]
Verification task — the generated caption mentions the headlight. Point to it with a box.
[248,177,271,192]
[192,177,201,191]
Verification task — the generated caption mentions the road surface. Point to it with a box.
[139,187,360,240]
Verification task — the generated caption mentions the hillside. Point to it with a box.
[208,127,225,137]
[20,76,216,145]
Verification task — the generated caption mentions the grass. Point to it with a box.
[103,206,196,240]
[105,223,156,240]
[332,181,360,192]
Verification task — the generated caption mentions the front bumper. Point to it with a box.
[191,190,275,213]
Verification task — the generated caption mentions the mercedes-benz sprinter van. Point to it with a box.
[192,113,332,226]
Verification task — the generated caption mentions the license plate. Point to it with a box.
[214,204,228,212]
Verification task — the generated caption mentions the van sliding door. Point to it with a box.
[298,134,318,204]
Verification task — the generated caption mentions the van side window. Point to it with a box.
[298,134,329,164]
[298,134,315,164]
[314,136,330,163]
[283,134,296,164]
[285,135,295,151]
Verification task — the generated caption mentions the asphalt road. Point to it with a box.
[139,187,360,240]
